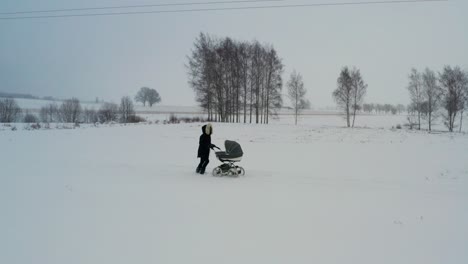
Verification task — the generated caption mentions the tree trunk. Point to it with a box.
[346,103,350,128]
[460,110,464,133]
[295,109,298,125]
[244,85,247,123]
[428,112,432,131]
[418,110,421,130]
[352,103,357,128]
[295,91,298,125]
[249,89,252,124]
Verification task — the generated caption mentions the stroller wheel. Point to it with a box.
[228,168,238,177]
[212,167,222,177]
[236,166,245,176]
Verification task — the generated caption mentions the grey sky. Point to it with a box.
[1,0,467,107]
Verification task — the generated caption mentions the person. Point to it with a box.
[196,123,218,174]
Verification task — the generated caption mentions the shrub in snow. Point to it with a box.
[191,117,203,123]
[24,123,40,130]
[98,103,119,123]
[180,117,191,123]
[23,113,38,123]
[127,115,146,123]
[168,114,179,124]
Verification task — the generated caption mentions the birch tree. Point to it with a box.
[287,70,309,125]
[333,67,353,127]
[350,68,367,128]
[407,68,424,130]
[439,66,468,132]
[421,68,442,131]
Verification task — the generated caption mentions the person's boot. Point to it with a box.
[200,168,205,175]
[196,167,201,173]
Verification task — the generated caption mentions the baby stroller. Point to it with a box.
[213,140,245,177]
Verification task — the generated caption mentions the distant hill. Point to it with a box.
[0,91,58,101]
[0,91,37,99]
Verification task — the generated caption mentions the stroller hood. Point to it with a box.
[225,140,243,157]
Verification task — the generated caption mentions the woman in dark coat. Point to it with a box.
[196,123,218,174]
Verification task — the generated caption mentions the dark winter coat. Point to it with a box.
[197,124,214,158]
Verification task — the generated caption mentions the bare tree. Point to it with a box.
[83,108,99,123]
[0,98,22,123]
[135,87,150,106]
[135,87,162,107]
[287,70,309,125]
[459,72,468,133]
[40,103,59,123]
[407,68,424,130]
[333,67,353,127]
[147,89,162,107]
[350,68,367,128]
[459,70,468,132]
[421,68,442,131]
[439,66,468,132]
[187,33,216,121]
[59,98,82,123]
[98,102,119,123]
[120,96,135,123]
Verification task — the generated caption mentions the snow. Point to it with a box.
[1,116,468,264]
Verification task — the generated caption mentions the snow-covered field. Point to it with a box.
[1,115,468,264]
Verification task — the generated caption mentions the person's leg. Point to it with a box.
[196,158,204,173]
[200,156,210,174]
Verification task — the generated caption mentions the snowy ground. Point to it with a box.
[1,116,468,264]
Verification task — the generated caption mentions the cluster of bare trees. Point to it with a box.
[39,99,82,123]
[407,66,468,132]
[362,104,406,115]
[135,87,161,107]
[332,66,368,127]
[37,96,139,124]
[97,102,119,123]
[0,95,144,125]
[187,33,283,124]
[0,98,22,122]
[59,98,83,123]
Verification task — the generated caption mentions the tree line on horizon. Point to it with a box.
[0,96,141,124]
[0,86,163,124]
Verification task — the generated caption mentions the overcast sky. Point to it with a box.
[1,0,467,107]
